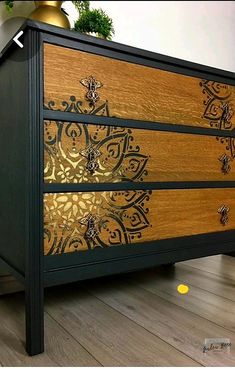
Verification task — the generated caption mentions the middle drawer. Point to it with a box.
[44,120,235,183]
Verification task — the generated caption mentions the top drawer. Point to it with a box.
[44,43,235,130]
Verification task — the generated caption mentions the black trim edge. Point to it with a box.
[44,230,235,271]
[17,20,235,83]
[44,239,235,287]
[43,110,235,138]
[1,20,235,82]
[43,181,235,193]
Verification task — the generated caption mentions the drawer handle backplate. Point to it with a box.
[80,146,101,175]
[80,214,100,240]
[219,154,231,174]
[80,75,103,106]
[218,205,230,226]
[221,102,234,127]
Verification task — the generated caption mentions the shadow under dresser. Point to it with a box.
[0,20,235,355]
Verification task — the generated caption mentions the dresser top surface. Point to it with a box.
[1,19,235,83]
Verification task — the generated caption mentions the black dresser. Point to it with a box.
[0,20,235,355]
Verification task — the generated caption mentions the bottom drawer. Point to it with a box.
[44,188,235,255]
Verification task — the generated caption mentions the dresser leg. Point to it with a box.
[163,262,175,267]
[25,284,44,356]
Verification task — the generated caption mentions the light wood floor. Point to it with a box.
[0,254,235,366]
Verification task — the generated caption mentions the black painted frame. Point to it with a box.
[25,29,44,356]
[0,26,44,355]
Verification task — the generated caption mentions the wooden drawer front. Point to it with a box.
[44,43,235,130]
[44,189,235,255]
[44,120,235,183]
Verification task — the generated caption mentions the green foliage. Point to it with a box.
[74,8,114,40]
[72,1,90,15]
[4,0,14,13]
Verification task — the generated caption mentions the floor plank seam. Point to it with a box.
[180,261,235,281]
[82,287,202,367]
[130,279,235,336]
[151,273,235,303]
[176,263,235,283]
[45,308,103,367]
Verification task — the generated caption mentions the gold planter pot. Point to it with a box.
[30,1,70,29]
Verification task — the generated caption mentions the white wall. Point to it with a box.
[90,1,235,72]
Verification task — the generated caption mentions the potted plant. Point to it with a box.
[73,1,114,40]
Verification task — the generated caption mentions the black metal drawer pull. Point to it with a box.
[219,154,231,174]
[80,146,101,175]
[221,102,234,126]
[80,75,103,106]
[79,214,100,240]
[218,205,230,225]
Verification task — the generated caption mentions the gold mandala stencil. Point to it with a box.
[44,191,152,255]
[44,121,149,183]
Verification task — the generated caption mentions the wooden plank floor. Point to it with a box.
[0,254,234,366]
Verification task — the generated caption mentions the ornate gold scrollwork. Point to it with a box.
[219,153,231,174]
[80,75,103,106]
[218,205,230,226]
[44,190,152,255]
